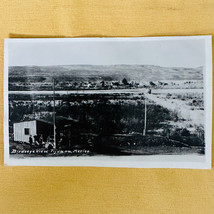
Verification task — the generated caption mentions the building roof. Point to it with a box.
[13,119,53,125]
[13,117,78,125]
[56,116,79,123]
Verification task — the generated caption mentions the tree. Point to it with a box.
[122,78,128,85]
[100,81,105,87]
[149,81,156,87]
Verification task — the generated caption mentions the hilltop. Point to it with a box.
[9,64,203,81]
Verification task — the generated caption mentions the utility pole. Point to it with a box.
[53,78,56,149]
[143,96,147,136]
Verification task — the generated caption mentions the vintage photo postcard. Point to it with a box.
[4,36,212,168]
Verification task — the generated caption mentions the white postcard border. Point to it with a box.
[4,36,213,168]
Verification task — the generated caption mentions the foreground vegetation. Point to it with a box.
[9,92,204,156]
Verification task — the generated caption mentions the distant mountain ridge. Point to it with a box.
[9,65,203,81]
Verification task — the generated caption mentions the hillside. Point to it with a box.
[9,65,203,81]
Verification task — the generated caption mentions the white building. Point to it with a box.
[13,120,53,143]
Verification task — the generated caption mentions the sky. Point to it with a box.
[6,37,207,68]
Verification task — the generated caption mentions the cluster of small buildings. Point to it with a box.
[10,79,142,91]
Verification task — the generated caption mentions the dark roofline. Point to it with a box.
[13,119,53,125]
[56,116,79,123]
[13,117,79,125]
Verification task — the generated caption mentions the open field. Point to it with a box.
[9,88,205,156]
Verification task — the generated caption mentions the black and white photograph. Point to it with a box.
[4,36,212,168]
